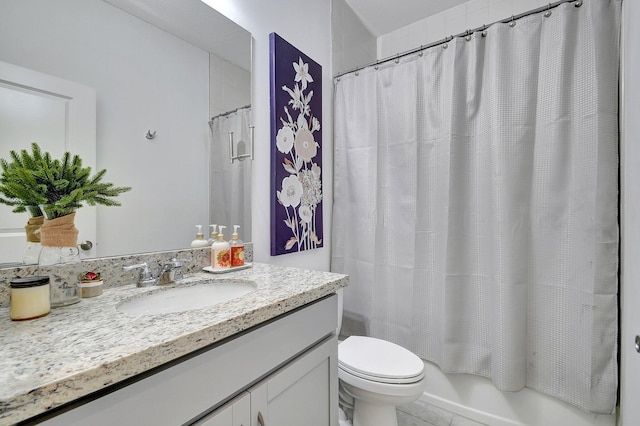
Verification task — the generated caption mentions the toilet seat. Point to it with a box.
[338,336,425,384]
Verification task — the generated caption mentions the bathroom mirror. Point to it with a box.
[0,0,252,263]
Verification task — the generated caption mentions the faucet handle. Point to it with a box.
[123,262,156,286]
[170,257,191,267]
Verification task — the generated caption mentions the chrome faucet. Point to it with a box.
[123,261,179,287]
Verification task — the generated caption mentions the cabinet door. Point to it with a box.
[251,336,337,426]
[194,392,250,426]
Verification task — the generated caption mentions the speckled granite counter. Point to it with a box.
[0,262,348,425]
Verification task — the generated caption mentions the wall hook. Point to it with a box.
[145,130,156,140]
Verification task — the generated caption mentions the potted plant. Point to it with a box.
[1,142,131,256]
[0,142,131,219]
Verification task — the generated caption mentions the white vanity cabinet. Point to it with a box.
[196,335,335,426]
[193,392,251,426]
[40,295,338,426]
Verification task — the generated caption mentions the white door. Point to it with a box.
[0,60,96,263]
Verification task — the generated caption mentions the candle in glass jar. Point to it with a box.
[10,276,51,321]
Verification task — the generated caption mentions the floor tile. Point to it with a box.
[398,399,454,426]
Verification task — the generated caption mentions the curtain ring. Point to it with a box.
[465,29,472,42]
[544,3,552,17]
[509,16,516,27]
[355,71,359,76]
[374,65,379,70]
[418,45,423,57]
[575,0,583,7]
[481,24,487,37]
[394,54,400,64]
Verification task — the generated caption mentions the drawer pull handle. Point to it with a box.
[258,411,265,426]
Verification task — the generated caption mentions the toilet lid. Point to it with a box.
[338,336,425,384]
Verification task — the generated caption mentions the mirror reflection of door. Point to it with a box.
[0,60,96,264]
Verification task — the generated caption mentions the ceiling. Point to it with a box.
[345,0,469,36]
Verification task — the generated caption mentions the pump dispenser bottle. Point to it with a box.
[208,224,218,245]
[191,225,210,248]
[229,225,245,267]
[211,225,230,269]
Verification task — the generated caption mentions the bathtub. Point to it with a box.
[420,360,616,426]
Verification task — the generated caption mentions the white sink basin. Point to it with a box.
[117,281,256,315]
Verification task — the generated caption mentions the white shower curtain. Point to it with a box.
[209,106,252,239]
[332,0,619,414]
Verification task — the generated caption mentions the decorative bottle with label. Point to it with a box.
[208,224,218,245]
[211,225,230,270]
[229,225,245,267]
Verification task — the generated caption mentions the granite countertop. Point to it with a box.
[0,263,348,425]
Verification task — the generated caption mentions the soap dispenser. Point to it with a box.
[229,225,245,267]
[191,225,210,248]
[211,225,230,269]
[208,224,218,245]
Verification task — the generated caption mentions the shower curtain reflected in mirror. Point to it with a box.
[332,0,620,414]
[209,106,252,241]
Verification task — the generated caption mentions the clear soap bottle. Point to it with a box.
[211,225,230,269]
[229,225,245,267]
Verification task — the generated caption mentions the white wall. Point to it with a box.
[203,0,334,271]
[0,0,210,257]
[332,0,377,76]
[378,0,556,59]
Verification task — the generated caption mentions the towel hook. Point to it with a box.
[145,130,156,140]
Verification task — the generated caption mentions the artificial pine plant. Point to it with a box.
[0,143,131,219]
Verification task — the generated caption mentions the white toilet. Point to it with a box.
[336,289,426,426]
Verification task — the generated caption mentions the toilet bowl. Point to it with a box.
[336,292,426,426]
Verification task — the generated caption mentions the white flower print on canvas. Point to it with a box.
[272,44,323,254]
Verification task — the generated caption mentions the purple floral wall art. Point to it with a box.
[269,33,323,256]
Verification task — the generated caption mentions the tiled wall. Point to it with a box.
[332,0,377,76]
[378,0,553,59]
[209,54,251,119]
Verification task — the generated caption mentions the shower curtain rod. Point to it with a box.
[334,0,580,80]
[209,104,251,123]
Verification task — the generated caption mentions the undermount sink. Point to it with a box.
[117,281,256,315]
